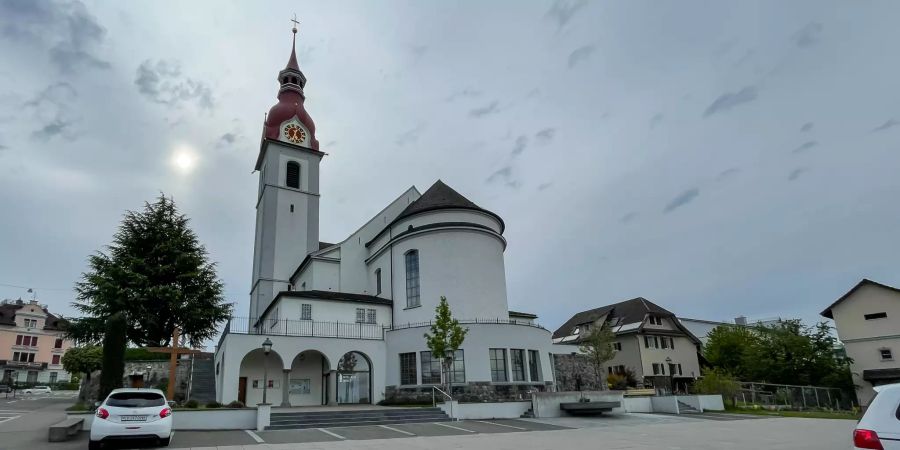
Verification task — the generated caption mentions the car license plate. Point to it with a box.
[120,415,147,422]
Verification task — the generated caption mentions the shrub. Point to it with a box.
[205,401,222,408]
[607,373,628,390]
[184,399,199,408]
[226,400,244,408]
[692,368,740,399]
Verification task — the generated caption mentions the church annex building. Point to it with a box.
[213,29,559,407]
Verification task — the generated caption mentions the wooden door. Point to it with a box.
[238,377,247,404]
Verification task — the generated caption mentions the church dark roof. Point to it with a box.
[366,180,504,248]
[552,297,674,339]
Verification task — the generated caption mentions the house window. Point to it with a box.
[677,364,683,375]
[881,348,893,360]
[49,372,57,384]
[356,308,366,323]
[366,309,376,324]
[301,304,312,320]
[670,338,675,350]
[54,338,63,349]
[652,363,663,375]
[405,250,420,308]
[613,342,622,351]
[420,351,442,384]
[528,349,540,381]
[399,353,417,385]
[866,312,888,320]
[23,319,37,328]
[15,335,21,345]
[644,336,650,348]
[52,355,60,365]
[286,161,300,189]
[450,350,465,383]
[511,349,526,382]
[375,268,382,295]
[490,348,508,382]
[661,338,669,349]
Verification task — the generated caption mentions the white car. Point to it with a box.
[854,383,900,449]
[22,386,51,394]
[89,388,173,449]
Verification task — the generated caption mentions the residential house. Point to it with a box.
[553,297,702,392]
[821,278,900,407]
[0,299,73,384]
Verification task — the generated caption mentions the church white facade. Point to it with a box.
[213,29,557,407]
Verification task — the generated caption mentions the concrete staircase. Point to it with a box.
[677,401,700,413]
[520,407,534,418]
[267,407,450,430]
[188,353,216,404]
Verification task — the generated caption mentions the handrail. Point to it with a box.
[432,386,454,420]
[390,318,547,331]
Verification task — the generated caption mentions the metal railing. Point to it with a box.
[222,317,387,340]
[389,318,547,331]
[432,386,454,420]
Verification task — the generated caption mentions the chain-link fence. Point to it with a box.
[735,382,856,410]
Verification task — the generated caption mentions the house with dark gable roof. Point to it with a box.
[821,278,900,408]
[0,298,74,385]
[553,297,702,393]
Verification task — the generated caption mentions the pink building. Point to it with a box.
[0,299,73,384]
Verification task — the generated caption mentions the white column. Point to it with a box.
[281,369,291,407]
[327,370,337,405]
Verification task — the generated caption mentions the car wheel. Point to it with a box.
[159,437,170,447]
[88,440,102,450]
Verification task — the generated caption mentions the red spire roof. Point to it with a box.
[262,24,319,151]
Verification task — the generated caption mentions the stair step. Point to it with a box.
[270,414,449,425]
[272,408,441,418]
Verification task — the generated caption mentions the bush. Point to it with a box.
[226,400,244,408]
[607,373,628,390]
[693,368,740,399]
[205,401,222,408]
[124,348,170,361]
[184,399,199,408]
[66,402,90,412]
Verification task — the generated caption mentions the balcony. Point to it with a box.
[220,317,387,346]
[0,360,47,370]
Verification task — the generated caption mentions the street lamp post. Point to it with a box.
[262,338,273,405]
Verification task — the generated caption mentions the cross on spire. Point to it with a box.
[291,14,300,34]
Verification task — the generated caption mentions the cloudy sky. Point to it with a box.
[2,0,899,339]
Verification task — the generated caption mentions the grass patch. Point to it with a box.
[726,407,860,420]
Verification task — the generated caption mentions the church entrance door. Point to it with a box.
[337,352,371,404]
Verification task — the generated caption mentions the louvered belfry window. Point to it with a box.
[286,161,300,189]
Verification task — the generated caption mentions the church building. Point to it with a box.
[213,27,558,407]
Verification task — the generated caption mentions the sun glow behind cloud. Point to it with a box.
[170,146,197,174]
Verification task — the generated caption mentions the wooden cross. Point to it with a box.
[147,328,201,401]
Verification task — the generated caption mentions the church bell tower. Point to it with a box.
[249,21,323,322]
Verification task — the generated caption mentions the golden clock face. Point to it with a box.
[283,123,306,144]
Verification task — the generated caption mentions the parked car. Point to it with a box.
[853,383,900,449]
[22,386,51,394]
[90,388,173,449]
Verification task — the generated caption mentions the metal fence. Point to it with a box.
[736,382,856,410]
[389,318,547,331]
[223,317,387,340]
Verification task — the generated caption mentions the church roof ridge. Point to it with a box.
[393,180,504,230]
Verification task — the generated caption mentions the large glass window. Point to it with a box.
[356,308,365,323]
[399,353,417,385]
[490,348,508,382]
[301,304,312,320]
[366,309,376,324]
[375,268,382,295]
[511,349,526,381]
[528,349,540,381]
[405,250,420,307]
[449,350,465,383]
[337,352,371,404]
[420,351,442,384]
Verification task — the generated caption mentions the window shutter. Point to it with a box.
[286,161,300,188]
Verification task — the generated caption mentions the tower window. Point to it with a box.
[405,250,420,308]
[290,204,294,213]
[286,161,300,189]
[375,268,382,296]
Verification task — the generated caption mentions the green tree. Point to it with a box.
[99,312,127,401]
[61,346,102,401]
[423,297,468,394]
[693,368,741,404]
[704,325,758,376]
[578,324,617,388]
[68,194,232,347]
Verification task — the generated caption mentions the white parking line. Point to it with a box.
[378,424,415,436]
[434,422,476,433]
[244,430,265,443]
[317,428,346,440]
[474,420,527,430]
